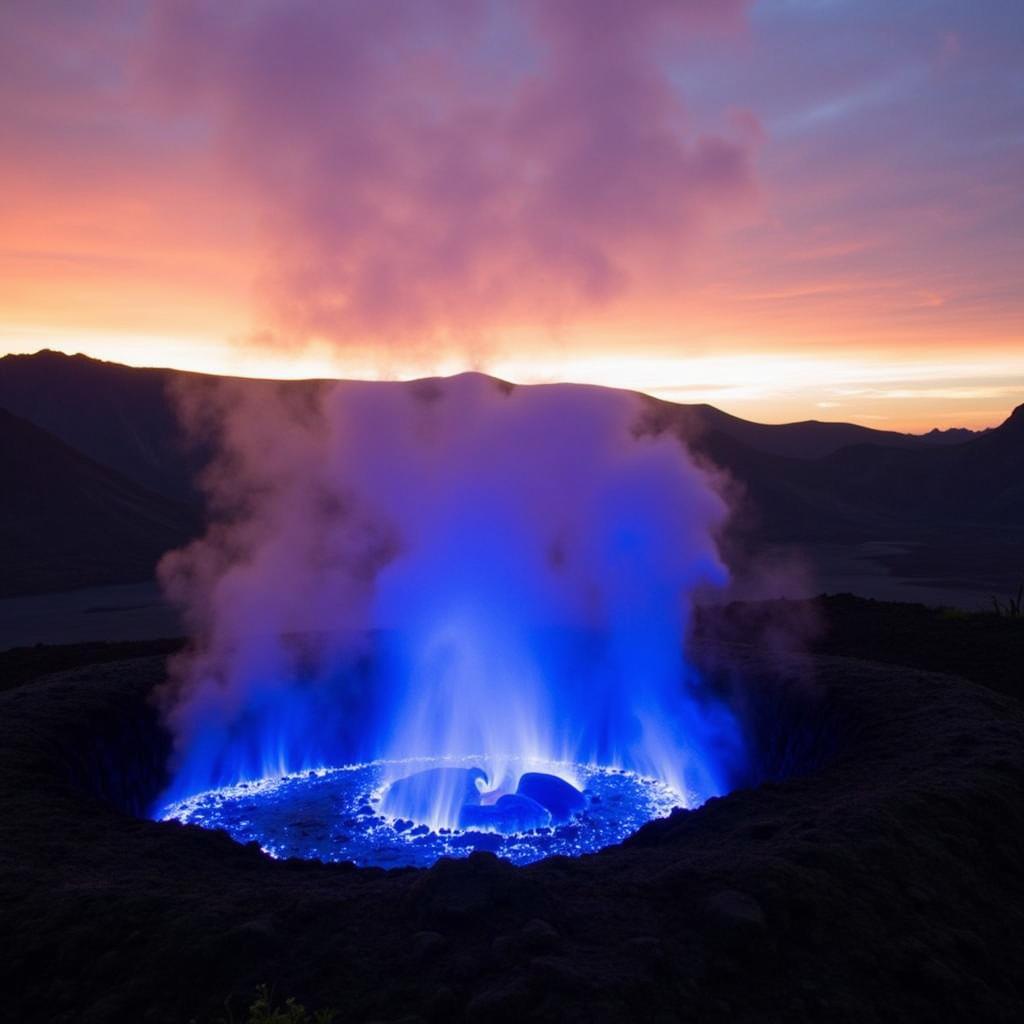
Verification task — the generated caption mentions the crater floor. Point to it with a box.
[159,760,684,868]
[1,635,1021,1024]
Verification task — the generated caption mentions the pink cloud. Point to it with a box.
[146,0,757,347]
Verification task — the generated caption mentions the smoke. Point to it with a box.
[146,0,757,351]
[158,374,746,810]
[145,2,759,817]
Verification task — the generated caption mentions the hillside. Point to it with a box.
[0,350,1020,604]
[0,351,205,504]
[0,350,969,505]
[0,408,200,596]
[648,399,959,460]
[690,403,1024,541]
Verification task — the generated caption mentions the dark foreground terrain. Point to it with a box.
[0,599,1021,1023]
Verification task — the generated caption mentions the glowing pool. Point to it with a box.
[158,757,687,868]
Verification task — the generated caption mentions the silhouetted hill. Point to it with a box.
[0,408,200,596]
[0,350,1020,602]
[650,399,947,459]
[817,405,1024,526]
[687,404,1024,601]
[916,425,987,444]
[692,403,1024,541]
[0,351,965,503]
[0,351,204,503]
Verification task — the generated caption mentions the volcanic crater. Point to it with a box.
[2,629,1021,1023]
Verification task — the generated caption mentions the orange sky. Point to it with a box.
[1,1,1021,432]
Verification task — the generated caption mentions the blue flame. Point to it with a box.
[158,759,687,868]
[156,377,747,828]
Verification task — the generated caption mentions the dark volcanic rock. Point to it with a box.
[519,917,560,953]
[459,793,552,833]
[702,890,767,951]
[0,641,1022,1022]
[410,930,446,961]
[516,772,586,823]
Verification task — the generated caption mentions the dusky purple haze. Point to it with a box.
[146,0,756,343]
[3,1,1022,429]
[158,376,743,809]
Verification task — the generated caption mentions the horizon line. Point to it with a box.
[5,345,1020,438]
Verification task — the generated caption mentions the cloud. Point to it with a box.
[145,0,757,349]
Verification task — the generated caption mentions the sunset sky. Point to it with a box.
[1,0,1022,430]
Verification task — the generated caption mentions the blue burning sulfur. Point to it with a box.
[155,374,747,845]
[381,765,488,827]
[380,765,585,834]
[159,760,684,867]
[516,772,586,824]
[459,794,551,833]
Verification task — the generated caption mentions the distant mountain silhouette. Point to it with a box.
[0,351,207,504]
[0,407,199,596]
[646,400,965,460]
[0,350,979,494]
[0,349,1020,600]
[916,425,988,445]
[688,403,1023,541]
[677,402,1023,602]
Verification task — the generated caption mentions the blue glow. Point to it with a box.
[160,758,685,868]
[155,378,748,858]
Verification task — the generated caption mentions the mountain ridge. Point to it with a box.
[0,406,199,596]
[0,350,994,500]
[0,349,1020,600]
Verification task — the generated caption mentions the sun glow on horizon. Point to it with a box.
[3,2,1022,435]
[3,328,1021,434]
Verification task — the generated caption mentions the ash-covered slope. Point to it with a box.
[0,351,323,506]
[680,404,1023,598]
[689,403,1024,541]
[0,408,199,596]
[0,637,1020,1023]
[0,350,198,503]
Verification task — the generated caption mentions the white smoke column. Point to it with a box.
[159,375,743,807]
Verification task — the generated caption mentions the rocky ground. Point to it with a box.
[0,602,1022,1023]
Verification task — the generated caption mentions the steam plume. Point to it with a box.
[159,375,745,808]
[148,0,756,349]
